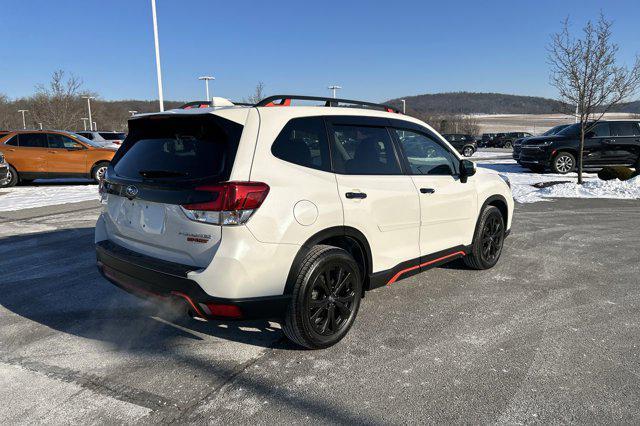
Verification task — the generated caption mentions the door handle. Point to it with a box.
[420,188,436,194]
[345,192,367,199]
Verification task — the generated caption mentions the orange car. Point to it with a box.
[0,130,117,187]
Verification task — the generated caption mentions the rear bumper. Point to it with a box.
[96,240,290,320]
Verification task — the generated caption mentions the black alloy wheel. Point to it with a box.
[479,213,504,264]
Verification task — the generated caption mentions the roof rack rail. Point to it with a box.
[254,95,400,113]
[178,100,254,109]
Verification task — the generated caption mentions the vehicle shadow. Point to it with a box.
[26,179,96,186]
[0,227,289,350]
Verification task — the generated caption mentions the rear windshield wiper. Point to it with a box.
[138,169,188,178]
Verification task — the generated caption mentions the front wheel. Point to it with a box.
[552,152,575,174]
[462,146,475,157]
[464,206,505,270]
[503,141,513,149]
[283,245,362,349]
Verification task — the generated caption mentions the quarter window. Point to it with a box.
[330,125,402,175]
[271,117,331,171]
[394,129,458,176]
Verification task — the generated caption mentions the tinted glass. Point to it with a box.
[610,122,640,136]
[18,133,47,147]
[4,136,18,146]
[330,125,401,175]
[113,116,242,181]
[271,117,330,171]
[99,132,126,140]
[48,134,83,149]
[591,122,610,137]
[394,129,457,176]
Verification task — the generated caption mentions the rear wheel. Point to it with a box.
[0,165,18,188]
[552,152,575,174]
[462,146,475,157]
[464,206,505,270]
[283,245,362,349]
[504,141,513,149]
[91,161,109,182]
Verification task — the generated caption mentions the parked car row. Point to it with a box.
[0,130,118,187]
[441,134,477,157]
[480,132,533,149]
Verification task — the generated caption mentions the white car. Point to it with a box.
[95,95,513,349]
[76,131,125,149]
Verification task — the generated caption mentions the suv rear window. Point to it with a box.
[113,115,243,182]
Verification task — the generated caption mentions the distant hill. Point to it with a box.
[385,92,640,115]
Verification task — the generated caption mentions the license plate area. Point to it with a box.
[113,199,166,235]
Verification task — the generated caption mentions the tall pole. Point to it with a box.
[81,118,88,130]
[328,85,342,99]
[151,0,164,111]
[93,121,97,131]
[38,123,43,130]
[17,110,28,129]
[198,76,215,101]
[82,96,95,130]
[401,99,406,114]
[575,103,579,123]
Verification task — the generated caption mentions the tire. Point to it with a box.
[283,245,363,349]
[551,152,575,174]
[462,146,475,157]
[91,161,109,182]
[504,141,513,149]
[0,165,18,188]
[464,206,505,270]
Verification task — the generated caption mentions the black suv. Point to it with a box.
[441,133,477,157]
[513,124,569,162]
[519,121,640,174]
[492,132,532,149]
[479,133,497,147]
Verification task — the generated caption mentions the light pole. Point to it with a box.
[82,96,95,131]
[198,76,215,101]
[93,121,97,131]
[38,123,43,130]
[128,110,138,116]
[401,99,406,114]
[151,0,164,111]
[81,118,88,130]
[17,110,28,129]
[328,85,342,99]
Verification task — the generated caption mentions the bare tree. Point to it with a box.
[30,70,88,130]
[548,14,640,183]
[245,82,265,104]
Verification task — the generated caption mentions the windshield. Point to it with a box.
[65,132,106,148]
[542,125,569,136]
[556,123,582,136]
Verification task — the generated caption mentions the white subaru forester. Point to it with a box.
[95,95,513,349]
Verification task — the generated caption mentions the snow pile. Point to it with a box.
[477,157,640,203]
[0,183,98,212]
[537,175,640,200]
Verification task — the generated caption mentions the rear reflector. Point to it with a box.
[203,302,243,319]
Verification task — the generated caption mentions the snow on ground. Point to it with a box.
[477,157,640,203]
[0,180,98,212]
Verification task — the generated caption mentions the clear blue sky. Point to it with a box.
[1,0,639,102]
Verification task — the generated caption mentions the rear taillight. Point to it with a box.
[180,181,270,226]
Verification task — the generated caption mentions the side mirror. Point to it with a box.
[460,159,476,183]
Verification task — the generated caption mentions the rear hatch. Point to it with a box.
[101,113,244,267]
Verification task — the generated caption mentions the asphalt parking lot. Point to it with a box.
[1,198,639,424]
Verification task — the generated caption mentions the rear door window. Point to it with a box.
[329,125,402,175]
[590,122,610,137]
[271,117,331,171]
[113,115,243,182]
[18,133,47,147]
